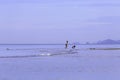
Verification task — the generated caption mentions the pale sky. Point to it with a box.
[0,0,120,44]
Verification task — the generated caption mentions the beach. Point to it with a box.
[0,45,120,80]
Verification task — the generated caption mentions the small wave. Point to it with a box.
[0,54,52,58]
[0,49,78,58]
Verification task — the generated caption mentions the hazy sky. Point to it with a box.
[0,0,120,44]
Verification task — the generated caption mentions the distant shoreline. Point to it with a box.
[89,48,120,50]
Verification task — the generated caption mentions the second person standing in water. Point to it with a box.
[72,44,76,49]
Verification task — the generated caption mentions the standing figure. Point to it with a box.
[65,41,68,49]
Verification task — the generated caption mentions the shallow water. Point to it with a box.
[0,45,120,80]
[0,44,120,57]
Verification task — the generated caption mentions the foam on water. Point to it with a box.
[0,47,79,58]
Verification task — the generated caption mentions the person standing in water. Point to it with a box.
[65,41,68,49]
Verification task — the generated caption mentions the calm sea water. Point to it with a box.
[0,44,120,49]
[0,44,120,80]
[0,44,120,57]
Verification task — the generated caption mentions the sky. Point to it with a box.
[0,0,120,44]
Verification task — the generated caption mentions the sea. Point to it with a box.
[0,44,120,80]
[0,44,120,58]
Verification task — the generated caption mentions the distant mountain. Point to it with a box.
[96,39,120,44]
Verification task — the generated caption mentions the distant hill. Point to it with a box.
[96,39,120,44]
